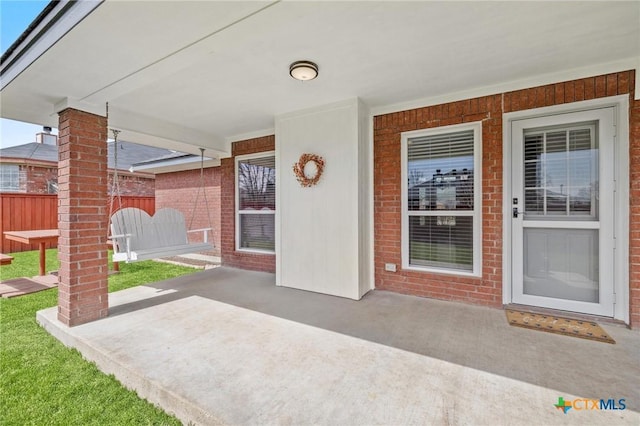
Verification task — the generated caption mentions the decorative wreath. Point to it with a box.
[292,153,325,187]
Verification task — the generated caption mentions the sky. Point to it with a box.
[0,0,52,148]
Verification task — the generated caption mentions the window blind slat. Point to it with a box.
[523,124,596,218]
[405,127,477,272]
[407,129,474,212]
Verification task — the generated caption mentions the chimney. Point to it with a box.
[36,126,57,145]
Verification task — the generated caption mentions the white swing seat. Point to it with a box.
[110,207,212,263]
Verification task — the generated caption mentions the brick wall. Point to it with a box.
[374,70,640,327]
[20,163,154,196]
[220,135,276,272]
[629,74,640,329]
[156,167,221,256]
[25,164,57,193]
[107,173,155,196]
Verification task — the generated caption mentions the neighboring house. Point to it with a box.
[1,2,638,329]
[0,130,180,253]
[0,131,58,193]
[0,130,176,196]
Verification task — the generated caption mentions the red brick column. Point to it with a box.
[57,108,109,326]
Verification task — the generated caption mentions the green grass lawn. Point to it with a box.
[0,249,200,425]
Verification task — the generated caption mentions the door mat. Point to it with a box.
[0,276,58,298]
[505,309,615,344]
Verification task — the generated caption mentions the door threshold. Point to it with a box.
[504,304,627,329]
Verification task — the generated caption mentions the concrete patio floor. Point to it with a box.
[37,267,639,425]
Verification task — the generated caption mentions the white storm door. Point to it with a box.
[511,108,615,317]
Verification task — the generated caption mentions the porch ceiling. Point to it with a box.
[1,1,638,156]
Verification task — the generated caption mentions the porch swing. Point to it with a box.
[108,129,214,263]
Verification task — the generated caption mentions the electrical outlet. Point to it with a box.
[384,263,396,272]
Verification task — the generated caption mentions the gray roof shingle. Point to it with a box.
[0,141,178,171]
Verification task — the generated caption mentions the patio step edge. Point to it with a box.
[36,307,224,426]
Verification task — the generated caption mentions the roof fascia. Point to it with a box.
[0,156,155,178]
[1,0,104,90]
[131,157,220,174]
[0,157,56,167]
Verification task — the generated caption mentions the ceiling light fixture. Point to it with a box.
[289,60,318,81]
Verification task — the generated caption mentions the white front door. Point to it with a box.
[511,107,615,317]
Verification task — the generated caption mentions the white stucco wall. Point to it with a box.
[275,98,371,299]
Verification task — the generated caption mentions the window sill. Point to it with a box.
[402,264,481,278]
[236,248,275,255]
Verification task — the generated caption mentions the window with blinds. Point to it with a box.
[523,123,597,219]
[236,153,276,252]
[402,123,481,275]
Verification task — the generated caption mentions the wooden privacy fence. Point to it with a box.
[0,193,155,253]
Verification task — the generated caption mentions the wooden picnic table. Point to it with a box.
[3,229,58,276]
[0,253,13,265]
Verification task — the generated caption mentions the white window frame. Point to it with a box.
[235,151,276,254]
[401,121,482,277]
[0,164,22,192]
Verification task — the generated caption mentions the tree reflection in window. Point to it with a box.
[404,127,479,272]
[237,155,276,252]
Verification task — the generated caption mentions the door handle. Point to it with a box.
[513,207,522,218]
